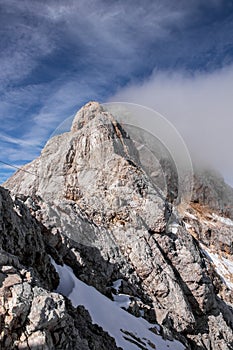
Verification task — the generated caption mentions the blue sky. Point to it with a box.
[0,0,233,184]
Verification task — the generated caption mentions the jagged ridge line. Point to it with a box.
[0,160,173,257]
[0,159,120,249]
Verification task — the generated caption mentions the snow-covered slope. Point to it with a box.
[202,246,233,290]
[52,260,185,350]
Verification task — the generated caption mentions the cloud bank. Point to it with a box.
[110,65,233,185]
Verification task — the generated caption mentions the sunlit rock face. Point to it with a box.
[0,186,121,350]
[2,101,233,350]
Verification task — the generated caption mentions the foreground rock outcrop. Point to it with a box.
[3,101,233,349]
[0,186,121,349]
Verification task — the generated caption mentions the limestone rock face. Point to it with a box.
[5,102,166,231]
[0,187,121,350]
[0,187,57,290]
[3,101,233,349]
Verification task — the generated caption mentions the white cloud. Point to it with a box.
[1,0,232,186]
[0,1,56,91]
[0,132,42,148]
[0,74,102,175]
[0,0,207,91]
[109,65,233,185]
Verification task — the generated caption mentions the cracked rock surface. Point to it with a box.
[3,101,233,349]
[0,186,121,350]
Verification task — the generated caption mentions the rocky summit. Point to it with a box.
[1,101,233,350]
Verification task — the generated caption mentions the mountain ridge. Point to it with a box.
[1,101,233,349]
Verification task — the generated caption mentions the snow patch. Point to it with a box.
[184,211,197,220]
[111,279,131,309]
[167,221,179,234]
[112,293,131,309]
[51,259,185,350]
[212,213,233,227]
[201,246,233,290]
[184,222,191,230]
[112,279,123,293]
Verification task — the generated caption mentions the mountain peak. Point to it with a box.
[71,101,105,132]
[2,101,233,350]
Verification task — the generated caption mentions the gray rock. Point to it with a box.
[0,186,121,350]
[3,101,233,349]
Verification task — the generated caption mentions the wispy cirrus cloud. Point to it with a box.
[1,0,230,93]
[0,0,233,183]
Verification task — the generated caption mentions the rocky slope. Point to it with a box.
[0,186,122,349]
[2,101,233,349]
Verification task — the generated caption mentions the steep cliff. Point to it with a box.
[3,101,233,349]
[0,186,122,349]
